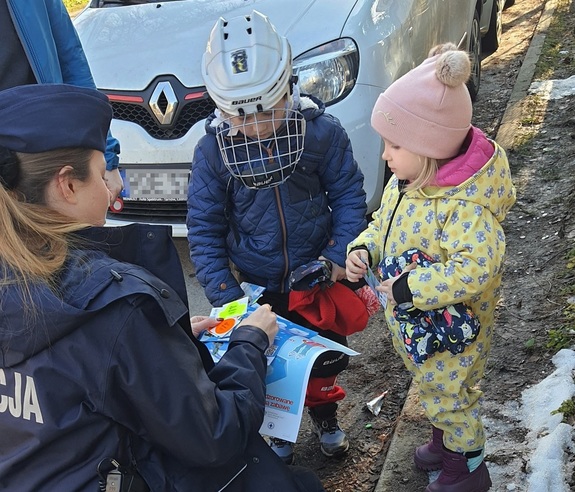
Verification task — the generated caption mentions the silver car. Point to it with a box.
[75,0,484,237]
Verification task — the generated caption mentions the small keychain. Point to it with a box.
[105,459,122,492]
[97,456,149,492]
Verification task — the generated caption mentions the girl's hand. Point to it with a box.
[238,304,278,346]
[376,278,397,305]
[376,262,417,305]
[346,250,369,282]
[190,316,219,338]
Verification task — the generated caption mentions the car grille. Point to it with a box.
[108,199,188,224]
[104,76,216,141]
[111,96,215,140]
[103,78,214,224]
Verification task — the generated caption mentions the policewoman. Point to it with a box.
[0,84,323,491]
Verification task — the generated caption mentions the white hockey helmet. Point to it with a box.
[202,10,293,116]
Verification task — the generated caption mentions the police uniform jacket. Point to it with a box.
[0,224,308,491]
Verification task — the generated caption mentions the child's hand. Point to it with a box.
[318,256,346,282]
[377,278,397,305]
[238,304,278,346]
[346,250,369,282]
[376,262,417,305]
[330,263,347,282]
[190,316,219,338]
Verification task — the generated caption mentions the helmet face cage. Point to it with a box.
[215,108,306,189]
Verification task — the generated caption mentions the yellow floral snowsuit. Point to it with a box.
[348,140,516,452]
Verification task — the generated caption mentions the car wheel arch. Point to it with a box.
[482,0,503,53]
[467,6,482,102]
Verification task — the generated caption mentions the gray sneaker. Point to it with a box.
[308,404,350,457]
[269,437,294,464]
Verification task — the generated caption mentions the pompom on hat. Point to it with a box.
[0,83,112,155]
[371,43,473,160]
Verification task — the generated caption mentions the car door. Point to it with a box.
[408,0,474,60]
[444,0,477,50]
[408,0,440,64]
[408,0,480,99]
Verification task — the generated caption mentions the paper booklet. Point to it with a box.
[199,282,359,443]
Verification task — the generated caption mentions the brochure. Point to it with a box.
[199,283,359,442]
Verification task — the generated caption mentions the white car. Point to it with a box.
[481,0,516,53]
[75,0,484,237]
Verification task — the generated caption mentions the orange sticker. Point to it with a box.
[213,318,236,335]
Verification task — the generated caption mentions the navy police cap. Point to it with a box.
[0,83,112,154]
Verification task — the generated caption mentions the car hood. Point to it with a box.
[74,0,358,91]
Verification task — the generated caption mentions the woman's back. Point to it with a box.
[0,82,322,492]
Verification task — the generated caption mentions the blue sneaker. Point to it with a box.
[308,405,349,457]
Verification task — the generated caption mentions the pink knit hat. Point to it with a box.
[371,43,473,160]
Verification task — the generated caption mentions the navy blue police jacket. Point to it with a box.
[187,95,367,307]
[0,224,309,491]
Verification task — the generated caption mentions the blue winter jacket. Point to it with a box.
[5,0,120,170]
[187,96,367,307]
[0,224,309,492]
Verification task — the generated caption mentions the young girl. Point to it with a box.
[0,83,323,491]
[346,44,516,492]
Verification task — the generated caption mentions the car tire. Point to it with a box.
[482,0,502,53]
[467,8,482,102]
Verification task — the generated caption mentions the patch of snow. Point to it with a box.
[475,350,575,491]
[529,75,575,100]
[520,349,575,491]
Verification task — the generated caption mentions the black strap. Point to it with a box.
[117,426,150,492]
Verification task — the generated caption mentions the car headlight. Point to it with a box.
[293,38,359,107]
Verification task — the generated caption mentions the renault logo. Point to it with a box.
[149,81,178,125]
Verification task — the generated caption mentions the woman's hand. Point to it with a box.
[346,250,369,282]
[190,316,219,338]
[238,304,278,346]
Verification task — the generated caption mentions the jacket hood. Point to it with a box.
[0,225,189,368]
[413,129,516,223]
[1,253,115,367]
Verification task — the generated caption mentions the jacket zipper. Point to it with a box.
[257,144,290,293]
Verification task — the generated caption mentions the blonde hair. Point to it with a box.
[0,148,93,294]
[403,155,449,192]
